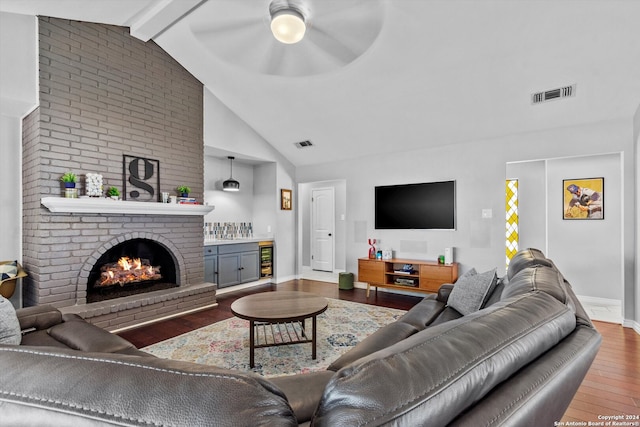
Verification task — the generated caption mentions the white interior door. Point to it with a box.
[311,188,334,272]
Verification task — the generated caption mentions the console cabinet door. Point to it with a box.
[420,264,458,292]
[240,251,260,283]
[358,259,385,284]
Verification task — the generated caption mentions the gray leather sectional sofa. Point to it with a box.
[0,249,601,426]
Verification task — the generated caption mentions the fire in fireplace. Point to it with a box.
[97,257,162,288]
[87,239,177,303]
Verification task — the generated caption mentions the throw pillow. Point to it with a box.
[447,268,498,316]
[0,260,18,281]
[0,295,21,345]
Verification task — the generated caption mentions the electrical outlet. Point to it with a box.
[482,209,493,219]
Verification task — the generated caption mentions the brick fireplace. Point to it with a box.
[21,17,215,331]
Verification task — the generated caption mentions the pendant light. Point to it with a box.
[223,156,240,192]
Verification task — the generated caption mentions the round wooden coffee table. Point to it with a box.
[230,291,328,368]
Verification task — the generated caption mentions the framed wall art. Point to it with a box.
[123,155,161,202]
[562,177,604,220]
[281,189,292,210]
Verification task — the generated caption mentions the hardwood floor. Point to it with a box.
[118,280,640,423]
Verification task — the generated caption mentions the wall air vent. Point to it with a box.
[531,84,576,104]
[294,140,313,148]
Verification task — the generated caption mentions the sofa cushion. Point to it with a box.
[0,345,298,427]
[481,276,506,308]
[396,296,446,330]
[504,265,569,302]
[447,268,497,315]
[20,330,73,349]
[270,370,335,423]
[507,248,554,280]
[0,296,21,345]
[327,321,419,372]
[312,292,577,427]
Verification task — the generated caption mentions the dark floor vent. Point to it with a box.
[532,84,576,104]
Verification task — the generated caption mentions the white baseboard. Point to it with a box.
[215,278,272,296]
[622,319,640,335]
[275,274,297,284]
[576,295,621,306]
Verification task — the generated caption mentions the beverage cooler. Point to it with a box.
[259,241,273,278]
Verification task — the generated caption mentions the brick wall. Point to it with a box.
[22,17,209,318]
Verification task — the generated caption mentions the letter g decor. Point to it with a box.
[123,155,161,202]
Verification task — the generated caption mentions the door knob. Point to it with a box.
[328,233,332,236]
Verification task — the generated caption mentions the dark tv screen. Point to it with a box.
[375,181,456,229]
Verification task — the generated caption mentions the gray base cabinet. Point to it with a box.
[204,243,260,289]
[204,246,217,285]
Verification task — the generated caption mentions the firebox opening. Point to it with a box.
[87,239,177,303]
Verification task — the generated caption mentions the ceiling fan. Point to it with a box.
[189,0,385,77]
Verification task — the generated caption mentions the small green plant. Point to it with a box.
[177,185,191,195]
[60,172,78,183]
[107,186,120,197]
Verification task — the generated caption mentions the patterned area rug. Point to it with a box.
[142,298,405,377]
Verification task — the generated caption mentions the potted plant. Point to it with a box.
[107,186,120,200]
[176,185,191,197]
[60,172,78,188]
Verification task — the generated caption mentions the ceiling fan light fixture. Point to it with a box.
[223,156,240,192]
[270,7,306,44]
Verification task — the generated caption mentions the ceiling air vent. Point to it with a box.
[531,84,576,104]
[294,140,313,148]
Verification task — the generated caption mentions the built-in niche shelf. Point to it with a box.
[41,197,214,216]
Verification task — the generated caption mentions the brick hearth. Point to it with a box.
[21,17,214,330]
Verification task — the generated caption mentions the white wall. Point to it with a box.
[507,154,623,301]
[252,163,277,239]
[506,160,547,253]
[547,154,622,300]
[0,115,23,260]
[633,105,640,330]
[203,88,297,282]
[0,13,37,261]
[296,118,637,323]
[203,156,255,224]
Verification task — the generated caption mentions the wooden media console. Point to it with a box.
[358,258,459,297]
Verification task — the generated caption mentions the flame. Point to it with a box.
[118,257,132,270]
[97,256,162,288]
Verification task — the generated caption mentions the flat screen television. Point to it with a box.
[375,180,456,229]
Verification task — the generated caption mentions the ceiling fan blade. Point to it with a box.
[305,27,357,65]
[261,41,287,75]
[191,17,260,37]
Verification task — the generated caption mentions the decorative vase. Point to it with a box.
[63,182,77,198]
[368,239,377,259]
[85,173,103,197]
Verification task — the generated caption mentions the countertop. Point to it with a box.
[204,237,273,246]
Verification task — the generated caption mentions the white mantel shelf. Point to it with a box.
[41,197,214,216]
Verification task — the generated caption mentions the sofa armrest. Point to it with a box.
[47,320,139,354]
[270,370,334,423]
[16,305,62,332]
[437,284,455,303]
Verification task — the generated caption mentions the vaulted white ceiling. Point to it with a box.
[2,0,640,166]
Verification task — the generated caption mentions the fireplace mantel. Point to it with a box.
[41,197,214,216]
